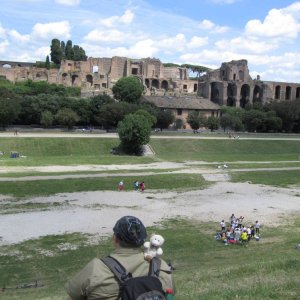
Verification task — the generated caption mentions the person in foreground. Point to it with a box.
[66,215,175,300]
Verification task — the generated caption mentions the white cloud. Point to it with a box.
[35,46,50,58]
[187,36,208,49]
[100,10,134,27]
[199,19,229,33]
[84,29,127,42]
[32,21,71,39]
[0,23,6,39]
[126,39,158,58]
[245,8,300,39]
[54,0,80,6]
[215,37,277,54]
[0,40,9,54]
[8,29,30,42]
[82,39,158,59]
[158,34,186,52]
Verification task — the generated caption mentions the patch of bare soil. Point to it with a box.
[0,182,299,245]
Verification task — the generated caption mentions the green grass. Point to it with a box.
[0,173,209,198]
[1,218,299,300]
[1,135,300,299]
[150,139,300,162]
[0,137,154,166]
[0,137,300,166]
[230,169,300,187]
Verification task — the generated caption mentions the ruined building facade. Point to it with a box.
[198,59,300,107]
[1,57,299,107]
[0,57,198,97]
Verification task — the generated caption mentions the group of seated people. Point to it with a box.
[216,214,260,245]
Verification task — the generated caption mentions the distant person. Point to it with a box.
[140,181,145,192]
[134,180,139,191]
[255,220,260,234]
[220,220,226,231]
[66,215,175,300]
[118,180,124,191]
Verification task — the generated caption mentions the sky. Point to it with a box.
[1,0,300,83]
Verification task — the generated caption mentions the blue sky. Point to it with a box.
[1,0,300,83]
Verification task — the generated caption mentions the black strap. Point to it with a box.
[101,256,132,283]
[101,256,161,283]
[148,257,161,277]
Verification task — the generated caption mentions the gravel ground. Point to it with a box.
[1,181,299,245]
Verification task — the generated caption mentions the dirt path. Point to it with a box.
[0,182,299,245]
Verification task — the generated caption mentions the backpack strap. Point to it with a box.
[148,257,161,277]
[101,256,132,283]
[101,256,162,282]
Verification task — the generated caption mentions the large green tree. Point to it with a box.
[112,77,144,103]
[156,109,175,130]
[50,38,63,65]
[55,108,79,129]
[117,113,151,155]
[0,98,21,128]
[187,111,205,130]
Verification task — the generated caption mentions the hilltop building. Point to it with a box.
[1,57,299,129]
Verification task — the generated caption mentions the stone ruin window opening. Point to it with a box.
[194,84,198,92]
[131,68,138,75]
[72,74,78,86]
[145,79,150,88]
[183,84,187,90]
[210,82,220,104]
[102,83,106,88]
[86,74,93,86]
[240,84,250,108]
[253,85,262,104]
[275,85,281,99]
[239,70,244,81]
[92,66,99,73]
[221,70,225,80]
[177,108,182,116]
[296,87,300,99]
[233,74,236,81]
[152,79,159,89]
[285,86,291,100]
[227,83,236,107]
[161,80,168,90]
[94,84,100,90]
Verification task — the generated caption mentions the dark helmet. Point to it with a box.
[113,216,147,247]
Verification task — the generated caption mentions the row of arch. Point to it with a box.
[211,82,300,108]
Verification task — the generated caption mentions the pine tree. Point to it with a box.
[50,39,63,65]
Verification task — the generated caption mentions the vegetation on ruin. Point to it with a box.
[50,38,87,65]
[163,63,211,76]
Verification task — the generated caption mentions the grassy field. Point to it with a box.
[0,137,299,166]
[1,218,299,300]
[0,135,300,299]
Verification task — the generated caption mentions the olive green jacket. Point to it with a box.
[66,247,175,300]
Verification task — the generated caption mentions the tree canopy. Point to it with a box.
[50,38,87,65]
[117,113,151,155]
[112,77,144,104]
